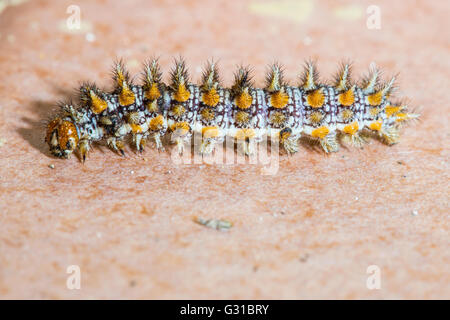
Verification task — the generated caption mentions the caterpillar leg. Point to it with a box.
[279,128,299,155]
[283,137,299,154]
[237,138,256,156]
[235,129,257,156]
[320,134,339,153]
[247,139,257,156]
[340,121,367,148]
[133,133,146,153]
[311,127,339,153]
[199,138,216,155]
[153,132,165,151]
[199,127,221,155]
[375,124,400,145]
[368,120,399,145]
[107,137,126,156]
[340,132,368,148]
[78,139,91,163]
[351,134,367,148]
[381,126,400,145]
[140,135,148,151]
[148,115,166,151]
[170,123,190,155]
[171,134,189,155]
[171,131,188,155]
[174,137,186,154]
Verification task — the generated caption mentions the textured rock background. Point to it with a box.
[0,0,448,299]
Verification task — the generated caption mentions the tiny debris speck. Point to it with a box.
[412,210,419,216]
[85,32,96,42]
[48,164,55,169]
[299,253,310,263]
[195,217,232,231]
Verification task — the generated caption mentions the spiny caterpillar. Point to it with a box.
[45,58,419,161]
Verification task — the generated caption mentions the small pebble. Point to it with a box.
[412,210,419,216]
[48,164,55,169]
[130,170,134,174]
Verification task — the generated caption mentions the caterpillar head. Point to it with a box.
[45,118,79,158]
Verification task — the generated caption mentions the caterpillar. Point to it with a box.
[45,58,419,162]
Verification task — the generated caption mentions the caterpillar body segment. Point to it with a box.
[195,61,231,155]
[142,59,170,151]
[228,67,268,156]
[45,59,418,162]
[264,64,304,154]
[166,59,200,154]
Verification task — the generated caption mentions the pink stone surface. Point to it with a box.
[0,0,448,299]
